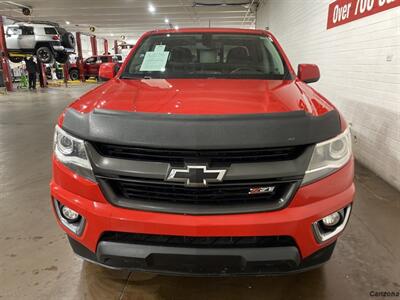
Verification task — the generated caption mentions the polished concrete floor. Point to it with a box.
[0,86,399,300]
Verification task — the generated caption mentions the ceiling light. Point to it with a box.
[174,25,179,30]
[148,3,156,13]
[65,21,70,25]
[165,18,169,24]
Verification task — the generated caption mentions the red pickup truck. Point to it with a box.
[51,28,354,276]
[68,54,123,80]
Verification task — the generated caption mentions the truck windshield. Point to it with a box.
[121,33,290,80]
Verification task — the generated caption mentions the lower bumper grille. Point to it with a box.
[98,177,301,215]
[101,232,297,248]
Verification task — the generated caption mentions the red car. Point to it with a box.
[68,54,123,80]
[51,28,354,275]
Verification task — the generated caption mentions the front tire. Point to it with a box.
[36,47,54,64]
[69,69,79,81]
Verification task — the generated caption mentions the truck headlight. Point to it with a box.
[302,127,352,185]
[53,125,95,182]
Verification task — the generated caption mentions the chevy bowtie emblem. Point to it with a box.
[166,165,227,187]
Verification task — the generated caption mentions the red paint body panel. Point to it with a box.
[51,156,354,258]
[69,78,335,116]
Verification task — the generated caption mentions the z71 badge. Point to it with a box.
[248,186,276,195]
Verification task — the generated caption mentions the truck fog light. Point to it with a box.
[61,205,80,223]
[312,205,352,243]
[321,212,341,228]
[53,200,85,236]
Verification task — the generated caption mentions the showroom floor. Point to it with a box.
[0,86,399,300]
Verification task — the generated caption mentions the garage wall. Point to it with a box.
[256,0,400,190]
[97,38,105,55]
[80,35,92,58]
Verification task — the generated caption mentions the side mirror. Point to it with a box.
[99,62,117,81]
[298,64,320,84]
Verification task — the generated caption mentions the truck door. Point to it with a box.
[5,26,21,50]
[18,26,35,50]
[93,56,108,76]
[85,56,97,76]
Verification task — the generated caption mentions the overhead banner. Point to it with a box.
[327,0,400,29]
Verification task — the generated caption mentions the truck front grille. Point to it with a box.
[97,176,301,215]
[91,143,306,164]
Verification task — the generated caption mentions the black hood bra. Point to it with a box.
[62,108,341,149]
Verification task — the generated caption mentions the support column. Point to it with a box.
[75,32,85,82]
[104,39,108,54]
[90,35,97,56]
[38,61,47,88]
[114,40,118,54]
[0,16,13,91]
[63,62,69,86]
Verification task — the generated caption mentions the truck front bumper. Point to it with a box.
[68,235,337,276]
[50,158,354,275]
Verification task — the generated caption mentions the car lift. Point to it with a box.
[75,32,85,82]
[0,16,14,92]
[0,16,48,91]
[38,61,47,88]
[76,33,110,82]
[90,35,98,56]
[0,18,117,89]
[104,39,109,54]
[114,40,119,54]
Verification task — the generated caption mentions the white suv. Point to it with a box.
[5,23,75,64]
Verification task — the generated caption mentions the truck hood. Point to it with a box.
[70,78,334,116]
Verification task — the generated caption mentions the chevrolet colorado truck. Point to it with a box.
[51,28,355,276]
